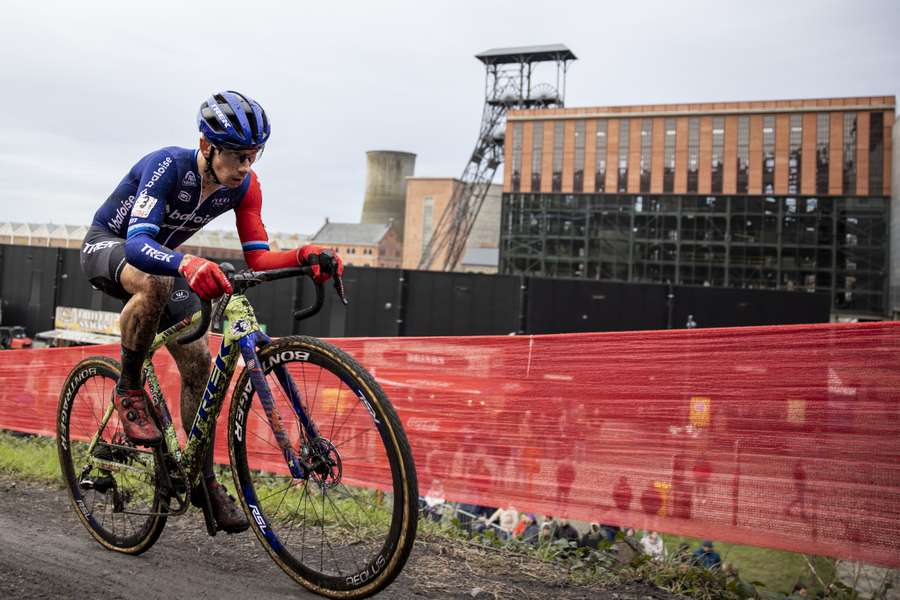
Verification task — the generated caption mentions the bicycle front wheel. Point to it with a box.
[228,336,418,599]
[56,356,167,554]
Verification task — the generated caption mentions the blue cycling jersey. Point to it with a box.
[90,146,266,276]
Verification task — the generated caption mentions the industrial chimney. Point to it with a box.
[360,150,416,241]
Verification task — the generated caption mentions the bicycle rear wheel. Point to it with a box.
[228,336,418,599]
[56,356,167,554]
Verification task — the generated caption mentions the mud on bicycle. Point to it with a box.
[56,263,418,599]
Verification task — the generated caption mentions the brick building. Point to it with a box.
[402,178,501,273]
[500,96,895,316]
[310,221,402,269]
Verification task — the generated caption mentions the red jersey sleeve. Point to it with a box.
[235,171,300,271]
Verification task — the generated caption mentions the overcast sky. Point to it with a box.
[1,0,897,236]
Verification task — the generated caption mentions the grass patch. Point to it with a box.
[659,532,836,597]
[0,430,61,484]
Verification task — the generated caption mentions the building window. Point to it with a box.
[573,121,585,192]
[511,122,522,192]
[869,112,884,194]
[640,119,652,192]
[687,118,699,193]
[737,116,749,193]
[816,113,829,194]
[711,117,725,194]
[617,119,629,192]
[843,113,857,194]
[788,115,802,194]
[531,121,543,192]
[422,197,434,250]
[762,115,775,194]
[663,118,676,193]
[552,121,564,192]
[595,120,608,192]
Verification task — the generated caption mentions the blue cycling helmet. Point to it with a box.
[197,91,270,149]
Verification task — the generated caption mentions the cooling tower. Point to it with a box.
[360,150,416,241]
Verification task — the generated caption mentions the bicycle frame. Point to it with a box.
[85,291,310,485]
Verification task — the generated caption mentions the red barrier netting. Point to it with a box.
[0,322,898,567]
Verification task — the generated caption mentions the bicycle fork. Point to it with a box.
[238,333,315,481]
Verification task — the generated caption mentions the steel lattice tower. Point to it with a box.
[418,44,577,271]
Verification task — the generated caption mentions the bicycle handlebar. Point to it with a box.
[176,264,347,345]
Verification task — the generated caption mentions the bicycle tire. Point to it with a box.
[228,336,418,599]
[56,356,167,554]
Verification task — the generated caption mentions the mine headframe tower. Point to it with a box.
[418,44,577,271]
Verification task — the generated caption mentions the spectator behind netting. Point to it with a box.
[692,540,722,569]
[601,523,620,543]
[422,479,445,522]
[579,523,605,550]
[485,506,518,540]
[640,530,665,559]
[538,521,554,545]
[513,513,539,544]
[554,519,580,544]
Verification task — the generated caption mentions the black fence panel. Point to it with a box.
[0,246,61,335]
[0,244,837,340]
[672,285,831,329]
[57,248,122,313]
[404,271,521,336]
[342,267,402,337]
[525,278,668,334]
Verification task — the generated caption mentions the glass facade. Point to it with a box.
[711,117,724,194]
[788,115,802,194]
[595,120,608,192]
[552,121,564,192]
[573,121,585,193]
[640,119,652,192]
[843,113,857,194]
[617,119,630,193]
[737,117,749,193]
[663,118,676,193]
[816,113,830,194]
[501,192,889,315]
[687,118,699,192]
[531,122,543,192]
[762,116,776,194]
[511,122,522,192]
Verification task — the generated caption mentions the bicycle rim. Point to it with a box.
[229,337,418,599]
[56,357,166,554]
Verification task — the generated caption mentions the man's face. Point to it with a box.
[201,138,261,188]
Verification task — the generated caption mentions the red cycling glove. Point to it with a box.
[178,255,233,300]
[296,245,344,283]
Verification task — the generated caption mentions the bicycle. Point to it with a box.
[56,264,419,599]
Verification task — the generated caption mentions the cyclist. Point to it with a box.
[80,90,343,533]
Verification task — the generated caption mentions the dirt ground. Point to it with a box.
[0,475,682,599]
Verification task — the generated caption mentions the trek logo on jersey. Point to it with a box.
[212,196,231,208]
[178,191,192,203]
[82,239,121,255]
[140,243,174,263]
[182,171,197,187]
[132,194,158,218]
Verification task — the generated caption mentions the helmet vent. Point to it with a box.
[230,90,259,141]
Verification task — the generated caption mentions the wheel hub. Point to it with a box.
[303,437,342,489]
